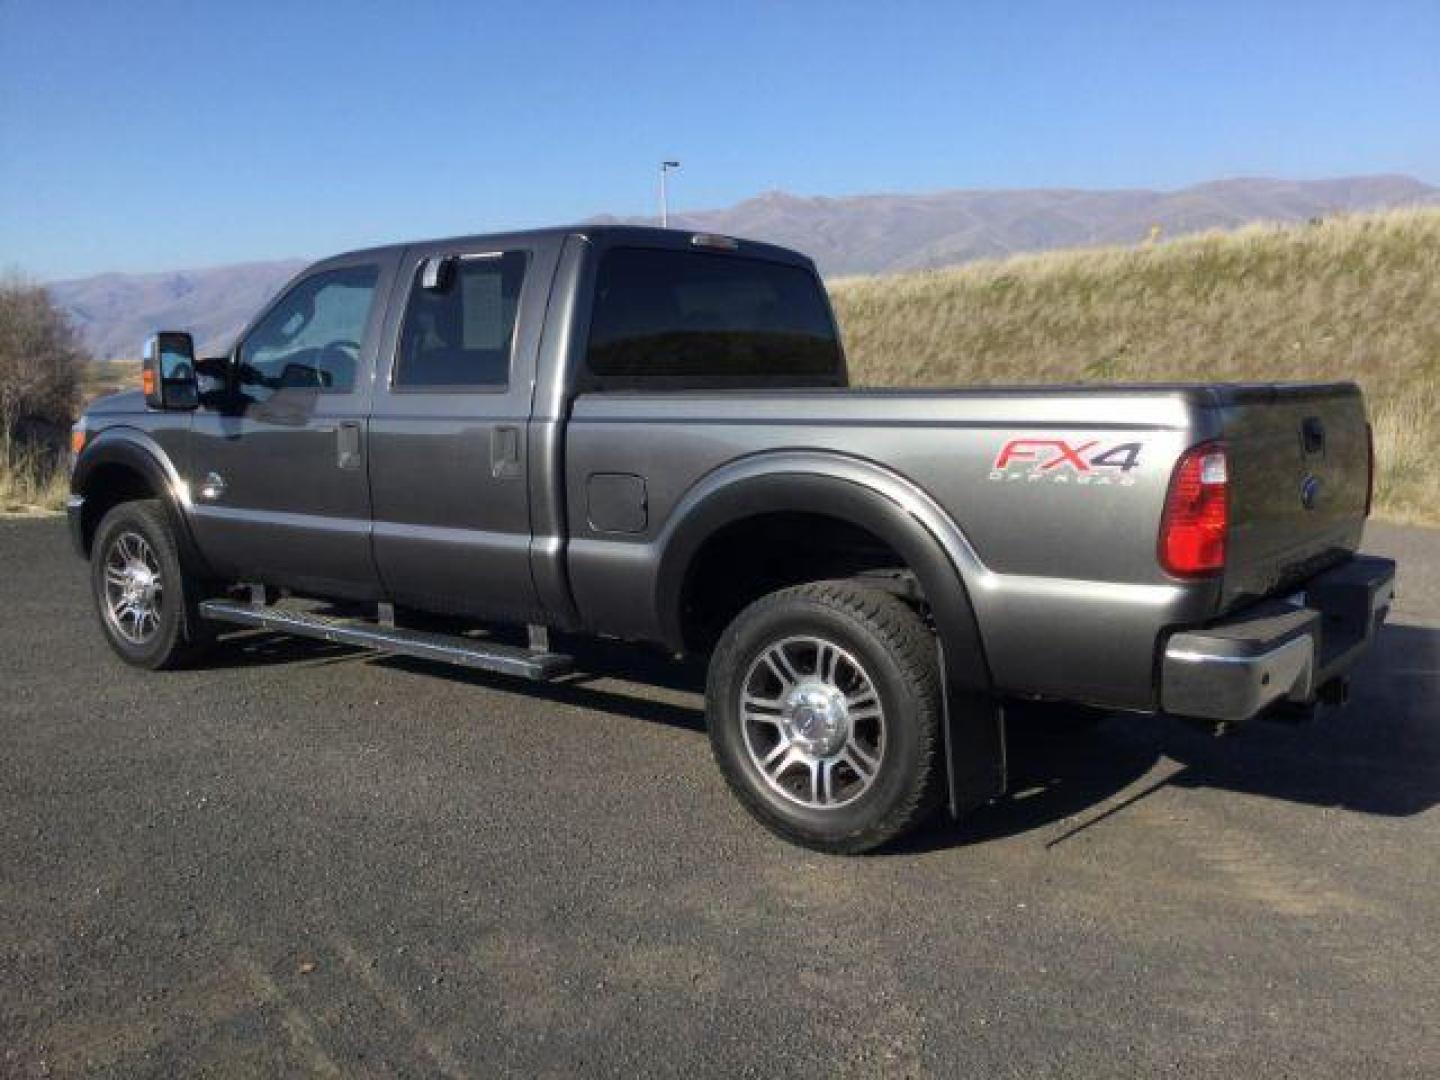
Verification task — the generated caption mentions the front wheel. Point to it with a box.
[706,582,944,854]
[90,499,213,670]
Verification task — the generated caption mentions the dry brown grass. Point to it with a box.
[82,358,141,403]
[0,363,140,516]
[830,207,1440,523]
[0,428,69,515]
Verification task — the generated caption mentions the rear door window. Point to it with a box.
[394,252,527,390]
[586,248,842,382]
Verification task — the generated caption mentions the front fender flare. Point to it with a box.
[72,427,209,574]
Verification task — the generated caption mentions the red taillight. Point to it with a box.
[1365,422,1375,518]
[1159,441,1228,576]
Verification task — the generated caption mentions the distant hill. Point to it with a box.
[51,259,307,360]
[637,174,1439,277]
[46,174,1438,358]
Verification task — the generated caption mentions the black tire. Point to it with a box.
[90,499,213,670]
[706,581,944,854]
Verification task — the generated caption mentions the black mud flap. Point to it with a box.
[939,641,1008,817]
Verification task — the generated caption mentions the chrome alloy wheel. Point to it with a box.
[102,530,164,645]
[739,635,886,809]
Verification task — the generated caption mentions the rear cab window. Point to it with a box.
[585,247,844,388]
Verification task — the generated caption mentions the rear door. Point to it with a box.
[188,253,395,599]
[366,238,559,623]
[1220,383,1371,606]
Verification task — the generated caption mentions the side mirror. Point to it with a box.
[194,356,233,410]
[195,356,230,392]
[142,332,198,410]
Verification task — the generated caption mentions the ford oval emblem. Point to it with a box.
[1300,474,1322,510]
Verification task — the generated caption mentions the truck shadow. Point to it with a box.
[545,622,1439,851]
[202,620,1438,851]
[381,633,713,734]
[202,622,714,728]
[898,621,1440,854]
[204,630,363,669]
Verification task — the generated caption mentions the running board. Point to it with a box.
[198,600,574,681]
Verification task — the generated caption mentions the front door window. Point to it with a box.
[237,265,379,403]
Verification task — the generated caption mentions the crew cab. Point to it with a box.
[69,226,1395,852]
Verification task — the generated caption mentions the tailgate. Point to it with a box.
[1219,383,1370,608]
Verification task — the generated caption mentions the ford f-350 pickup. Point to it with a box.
[69,226,1395,852]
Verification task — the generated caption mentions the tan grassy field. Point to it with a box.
[81,358,141,402]
[830,206,1440,524]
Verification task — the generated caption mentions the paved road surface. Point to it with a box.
[2,518,1436,1077]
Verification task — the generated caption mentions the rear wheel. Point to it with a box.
[706,582,943,854]
[90,499,212,669]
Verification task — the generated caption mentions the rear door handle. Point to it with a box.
[337,421,363,469]
[491,426,521,479]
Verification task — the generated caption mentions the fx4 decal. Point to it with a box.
[989,438,1142,486]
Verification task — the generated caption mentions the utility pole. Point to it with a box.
[659,160,680,228]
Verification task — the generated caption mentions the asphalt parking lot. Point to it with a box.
[2,517,1437,1077]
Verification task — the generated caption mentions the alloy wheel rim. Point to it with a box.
[102,530,164,645]
[739,635,886,809]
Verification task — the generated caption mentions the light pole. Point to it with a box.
[659,160,680,228]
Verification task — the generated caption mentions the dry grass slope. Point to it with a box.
[831,207,1440,523]
[0,429,69,515]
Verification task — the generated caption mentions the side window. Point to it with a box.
[394,251,527,389]
[237,264,380,399]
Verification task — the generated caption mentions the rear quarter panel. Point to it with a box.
[564,387,1220,710]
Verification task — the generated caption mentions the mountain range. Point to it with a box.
[48,175,1439,359]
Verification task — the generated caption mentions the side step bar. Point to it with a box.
[199,599,574,681]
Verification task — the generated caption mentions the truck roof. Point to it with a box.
[321,225,815,270]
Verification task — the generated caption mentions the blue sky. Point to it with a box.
[2,0,1436,280]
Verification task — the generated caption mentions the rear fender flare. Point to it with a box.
[656,453,991,687]
[654,452,1006,813]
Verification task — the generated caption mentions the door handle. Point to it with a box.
[491,426,521,479]
[337,421,363,470]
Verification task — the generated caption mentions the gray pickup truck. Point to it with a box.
[69,226,1395,852]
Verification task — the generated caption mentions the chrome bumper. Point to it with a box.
[1160,555,1395,722]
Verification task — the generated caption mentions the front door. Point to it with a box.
[366,243,546,623]
[187,254,395,599]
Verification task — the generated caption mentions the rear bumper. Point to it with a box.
[1160,555,1395,722]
